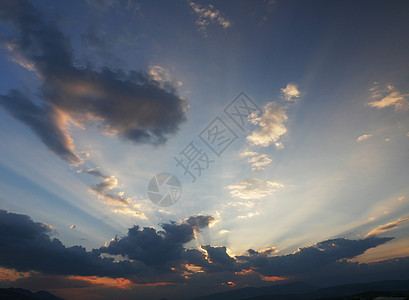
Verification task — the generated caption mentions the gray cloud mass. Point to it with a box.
[0,0,187,165]
[1,209,408,287]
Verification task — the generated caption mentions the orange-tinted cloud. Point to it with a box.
[260,275,288,282]
[66,275,172,289]
[365,217,409,237]
[0,267,31,282]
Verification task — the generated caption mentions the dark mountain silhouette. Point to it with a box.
[193,281,318,300]
[317,289,409,300]
[0,288,63,300]
[193,279,409,300]
[299,279,409,300]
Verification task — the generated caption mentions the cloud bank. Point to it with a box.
[1,209,409,290]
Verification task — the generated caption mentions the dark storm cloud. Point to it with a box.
[237,247,276,269]
[237,237,394,277]
[201,245,236,272]
[306,256,409,286]
[1,208,408,287]
[185,215,215,230]
[0,209,212,280]
[99,217,213,266]
[0,209,148,278]
[0,0,186,164]
[179,246,238,274]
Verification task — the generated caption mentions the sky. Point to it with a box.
[0,0,408,299]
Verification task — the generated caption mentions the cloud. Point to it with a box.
[188,1,231,35]
[236,247,276,270]
[1,209,409,289]
[85,169,107,179]
[368,84,409,111]
[0,209,215,282]
[226,178,284,200]
[240,151,272,171]
[225,200,255,208]
[201,245,235,268]
[85,169,130,206]
[365,217,409,237]
[247,102,288,148]
[110,207,147,220]
[357,134,372,142]
[185,215,215,230]
[281,83,301,101]
[148,65,183,87]
[237,237,394,278]
[237,212,260,219]
[0,0,187,165]
[246,83,301,148]
[98,216,214,267]
[0,90,82,165]
[83,168,147,218]
[0,209,149,278]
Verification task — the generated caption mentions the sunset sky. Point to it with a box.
[0,0,409,299]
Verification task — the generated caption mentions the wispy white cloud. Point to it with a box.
[246,83,302,148]
[357,134,372,142]
[241,150,272,171]
[188,1,231,35]
[111,206,147,220]
[226,178,284,200]
[237,211,260,219]
[247,102,288,147]
[281,83,301,101]
[365,217,409,237]
[82,168,134,208]
[88,174,130,206]
[225,200,255,208]
[368,84,409,111]
[218,229,229,235]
